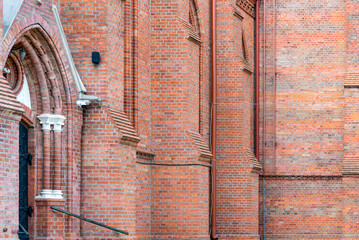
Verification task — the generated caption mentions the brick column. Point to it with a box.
[53,130,62,195]
[37,114,65,199]
[40,121,52,196]
[35,198,66,239]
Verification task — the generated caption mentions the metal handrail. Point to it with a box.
[50,206,129,235]
[19,223,29,236]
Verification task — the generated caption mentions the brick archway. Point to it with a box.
[2,22,80,238]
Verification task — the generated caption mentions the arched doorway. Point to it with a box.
[2,25,77,238]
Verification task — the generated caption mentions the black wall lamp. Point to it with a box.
[92,51,100,64]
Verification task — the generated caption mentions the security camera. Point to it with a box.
[76,100,90,109]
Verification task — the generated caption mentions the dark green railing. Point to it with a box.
[50,206,129,235]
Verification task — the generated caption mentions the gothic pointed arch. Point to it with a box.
[2,24,78,202]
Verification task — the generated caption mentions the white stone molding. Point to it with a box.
[36,189,63,199]
[52,5,100,108]
[52,5,86,93]
[37,114,66,132]
[51,190,64,199]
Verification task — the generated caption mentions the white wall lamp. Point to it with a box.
[3,67,11,74]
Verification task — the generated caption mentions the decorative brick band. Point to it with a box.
[242,147,261,172]
[180,18,201,44]
[233,7,244,20]
[107,107,140,144]
[20,103,35,126]
[0,76,23,114]
[241,58,253,74]
[187,131,212,160]
[344,72,359,87]
[236,0,255,18]
[343,157,359,174]
[261,175,343,180]
[136,150,155,161]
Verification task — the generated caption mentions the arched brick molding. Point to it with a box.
[2,14,81,238]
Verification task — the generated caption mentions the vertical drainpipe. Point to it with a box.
[255,0,266,239]
[255,1,260,160]
[256,1,267,239]
[210,0,218,239]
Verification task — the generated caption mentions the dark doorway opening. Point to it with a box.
[18,123,30,240]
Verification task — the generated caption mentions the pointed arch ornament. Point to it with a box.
[6,29,68,199]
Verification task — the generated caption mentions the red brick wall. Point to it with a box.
[1,0,257,239]
[346,0,359,72]
[215,1,259,239]
[9,0,350,239]
[260,0,346,173]
[197,0,211,142]
[60,0,125,109]
[80,108,137,239]
[149,0,212,239]
[130,1,154,238]
[0,1,83,239]
[132,0,152,151]
[35,199,66,239]
[342,178,359,239]
[263,178,342,239]
[135,159,152,239]
[188,39,201,133]
[151,166,210,240]
[2,0,359,239]
[0,115,21,240]
[0,0,3,64]
[105,0,125,110]
[259,0,350,238]
[343,0,359,239]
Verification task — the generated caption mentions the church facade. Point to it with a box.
[0,0,358,239]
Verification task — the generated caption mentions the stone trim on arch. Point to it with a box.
[52,5,87,95]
